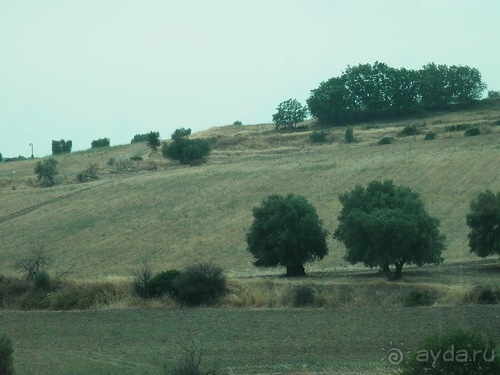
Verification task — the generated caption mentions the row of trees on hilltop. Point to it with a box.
[273,62,488,128]
[307,62,487,125]
[246,182,500,279]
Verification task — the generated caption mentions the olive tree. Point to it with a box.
[34,158,59,186]
[466,190,500,258]
[334,180,445,280]
[246,194,328,276]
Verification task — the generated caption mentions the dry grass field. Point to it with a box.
[1,101,500,374]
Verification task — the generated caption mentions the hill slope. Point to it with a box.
[1,103,500,279]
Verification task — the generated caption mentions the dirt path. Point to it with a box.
[0,180,111,224]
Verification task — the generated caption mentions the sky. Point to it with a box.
[1,0,499,158]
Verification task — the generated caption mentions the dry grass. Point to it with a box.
[0,102,500,282]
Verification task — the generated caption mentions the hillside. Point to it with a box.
[1,102,500,280]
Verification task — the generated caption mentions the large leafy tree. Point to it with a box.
[272,98,308,130]
[333,180,445,280]
[307,76,353,125]
[466,190,500,258]
[246,194,328,276]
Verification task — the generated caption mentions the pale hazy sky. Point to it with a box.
[1,0,499,158]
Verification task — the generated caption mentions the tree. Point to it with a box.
[0,152,2,162]
[91,138,110,148]
[333,180,445,280]
[34,158,59,186]
[246,194,328,276]
[51,139,72,155]
[146,131,160,151]
[162,128,211,165]
[272,98,308,130]
[466,190,500,258]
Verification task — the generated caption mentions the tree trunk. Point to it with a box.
[394,262,404,281]
[382,260,391,279]
[286,263,306,277]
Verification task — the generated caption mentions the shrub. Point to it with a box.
[34,269,51,291]
[76,163,99,183]
[149,270,181,298]
[464,127,480,136]
[424,131,437,140]
[233,120,243,126]
[401,329,500,374]
[173,262,227,306]
[402,289,436,307]
[132,262,153,298]
[291,284,316,307]
[163,138,211,165]
[474,285,500,304]
[165,339,228,375]
[0,333,14,375]
[445,123,470,132]
[34,158,59,186]
[344,127,355,143]
[309,130,328,143]
[378,136,393,145]
[398,124,420,136]
[91,138,110,148]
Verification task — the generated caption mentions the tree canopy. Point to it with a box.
[333,180,445,280]
[162,128,211,165]
[146,131,160,151]
[51,139,72,155]
[272,98,308,130]
[307,62,487,125]
[246,194,328,276]
[466,190,500,258]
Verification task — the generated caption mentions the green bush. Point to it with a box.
[401,329,500,374]
[378,136,394,145]
[173,262,227,306]
[0,333,14,375]
[34,269,51,291]
[291,285,316,307]
[424,131,437,140]
[344,127,355,143]
[309,130,328,143]
[402,289,436,307]
[162,131,211,165]
[398,125,420,136]
[233,120,243,126]
[464,127,480,136]
[91,138,110,148]
[149,270,181,298]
